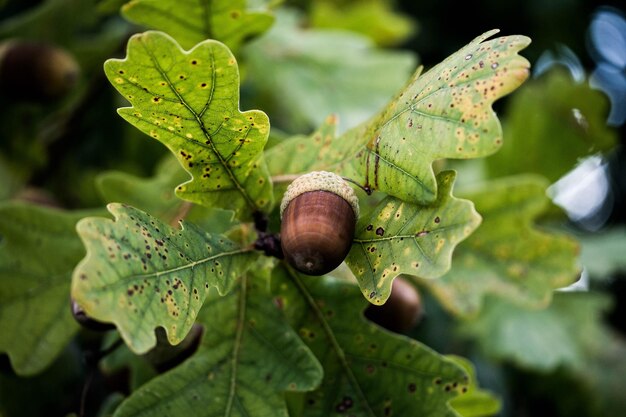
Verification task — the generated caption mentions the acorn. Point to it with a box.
[280,171,359,275]
[364,277,423,333]
[0,40,80,102]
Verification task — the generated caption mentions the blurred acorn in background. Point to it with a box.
[0,40,80,102]
[365,277,423,333]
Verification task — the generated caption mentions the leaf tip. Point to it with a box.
[473,29,501,44]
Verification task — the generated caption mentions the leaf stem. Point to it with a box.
[170,201,193,227]
[271,174,301,184]
[79,337,124,417]
[254,232,284,259]
[225,275,247,415]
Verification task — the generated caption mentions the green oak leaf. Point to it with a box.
[244,9,416,133]
[0,203,92,376]
[114,274,323,417]
[459,292,612,372]
[265,30,530,204]
[71,203,256,354]
[121,0,274,51]
[273,266,471,417]
[346,171,481,305]
[446,356,501,417]
[421,175,580,317]
[486,69,616,182]
[104,31,273,220]
[97,155,237,232]
[311,0,416,47]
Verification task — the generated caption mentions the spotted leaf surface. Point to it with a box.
[104,31,273,220]
[115,275,323,417]
[447,356,501,417]
[71,204,256,354]
[347,171,481,305]
[266,31,530,205]
[421,175,580,317]
[121,0,274,51]
[273,267,471,417]
[355,30,530,203]
[0,203,90,376]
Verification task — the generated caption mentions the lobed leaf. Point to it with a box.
[266,30,530,204]
[121,0,274,51]
[346,171,481,305]
[273,266,471,417]
[0,203,91,375]
[114,273,323,417]
[421,175,580,317]
[104,31,273,220]
[354,30,530,203]
[71,203,256,353]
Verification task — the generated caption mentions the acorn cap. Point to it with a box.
[280,171,360,219]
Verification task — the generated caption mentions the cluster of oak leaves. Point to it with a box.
[1,1,625,417]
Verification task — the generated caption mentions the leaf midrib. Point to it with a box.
[139,36,258,212]
[224,275,247,416]
[290,269,377,417]
[353,222,469,244]
[86,248,250,293]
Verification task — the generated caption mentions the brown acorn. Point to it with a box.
[0,40,80,102]
[280,171,359,276]
[364,277,423,333]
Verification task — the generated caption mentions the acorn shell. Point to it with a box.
[364,277,423,333]
[0,40,80,101]
[280,171,358,276]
